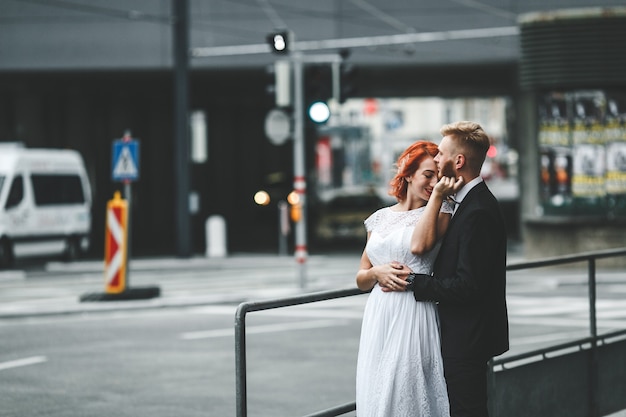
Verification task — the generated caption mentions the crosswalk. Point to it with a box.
[508,295,626,330]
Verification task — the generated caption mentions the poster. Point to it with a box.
[538,93,571,210]
[537,90,626,217]
[562,91,607,216]
[604,94,626,215]
[604,94,626,195]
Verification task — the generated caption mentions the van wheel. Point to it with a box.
[0,239,14,269]
[64,237,81,262]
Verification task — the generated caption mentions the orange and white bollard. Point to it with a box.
[104,191,128,294]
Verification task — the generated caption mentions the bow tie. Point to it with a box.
[448,195,460,205]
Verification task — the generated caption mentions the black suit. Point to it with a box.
[412,180,509,416]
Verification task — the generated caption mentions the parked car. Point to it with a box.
[314,193,384,243]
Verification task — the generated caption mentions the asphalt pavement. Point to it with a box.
[3,248,626,417]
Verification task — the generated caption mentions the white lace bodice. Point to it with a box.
[364,202,453,274]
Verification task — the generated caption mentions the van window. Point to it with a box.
[5,175,24,209]
[31,174,85,206]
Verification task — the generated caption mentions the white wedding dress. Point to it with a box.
[356,204,452,417]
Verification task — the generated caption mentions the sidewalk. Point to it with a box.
[0,253,363,319]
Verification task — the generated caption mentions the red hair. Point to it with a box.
[388,141,439,202]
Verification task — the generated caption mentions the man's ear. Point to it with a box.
[455,154,466,170]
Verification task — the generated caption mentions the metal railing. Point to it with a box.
[489,247,626,417]
[234,247,626,417]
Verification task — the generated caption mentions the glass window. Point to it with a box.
[5,175,24,209]
[31,174,85,206]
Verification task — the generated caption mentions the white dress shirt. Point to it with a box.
[452,176,483,215]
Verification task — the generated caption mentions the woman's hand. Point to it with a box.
[433,176,464,198]
[379,262,413,292]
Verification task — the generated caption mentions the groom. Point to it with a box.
[403,121,509,416]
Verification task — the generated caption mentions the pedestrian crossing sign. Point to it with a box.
[112,139,140,182]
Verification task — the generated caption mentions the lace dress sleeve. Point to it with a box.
[364,208,384,233]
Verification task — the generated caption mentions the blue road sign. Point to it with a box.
[112,139,140,182]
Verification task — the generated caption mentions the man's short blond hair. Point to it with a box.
[440,121,490,174]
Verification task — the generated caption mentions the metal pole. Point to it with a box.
[292,50,308,288]
[278,201,288,256]
[588,258,597,338]
[172,0,191,257]
[123,181,132,289]
[122,130,132,290]
[588,257,598,417]
[191,26,519,58]
[235,304,248,417]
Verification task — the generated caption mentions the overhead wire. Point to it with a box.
[11,0,171,24]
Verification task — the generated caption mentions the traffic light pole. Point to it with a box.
[291,51,308,288]
[290,49,342,289]
[265,31,343,289]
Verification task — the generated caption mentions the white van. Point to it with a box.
[0,144,92,267]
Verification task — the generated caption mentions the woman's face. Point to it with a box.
[407,156,438,203]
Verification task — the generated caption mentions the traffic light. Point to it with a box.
[267,30,290,54]
[305,65,332,123]
[339,63,357,103]
[308,101,330,124]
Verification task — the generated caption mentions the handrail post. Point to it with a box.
[235,303,249,417]
[588,257,598,417]
[588,257,597,339]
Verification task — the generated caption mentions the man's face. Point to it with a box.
[434,135,458,179]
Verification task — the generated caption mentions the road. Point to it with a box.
[1,252,625,417]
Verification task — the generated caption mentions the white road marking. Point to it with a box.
[0,356,47,371]
[180,318,351,340]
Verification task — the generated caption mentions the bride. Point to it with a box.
[355,140,459,417]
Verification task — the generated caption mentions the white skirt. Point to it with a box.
[355,284,450,417]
